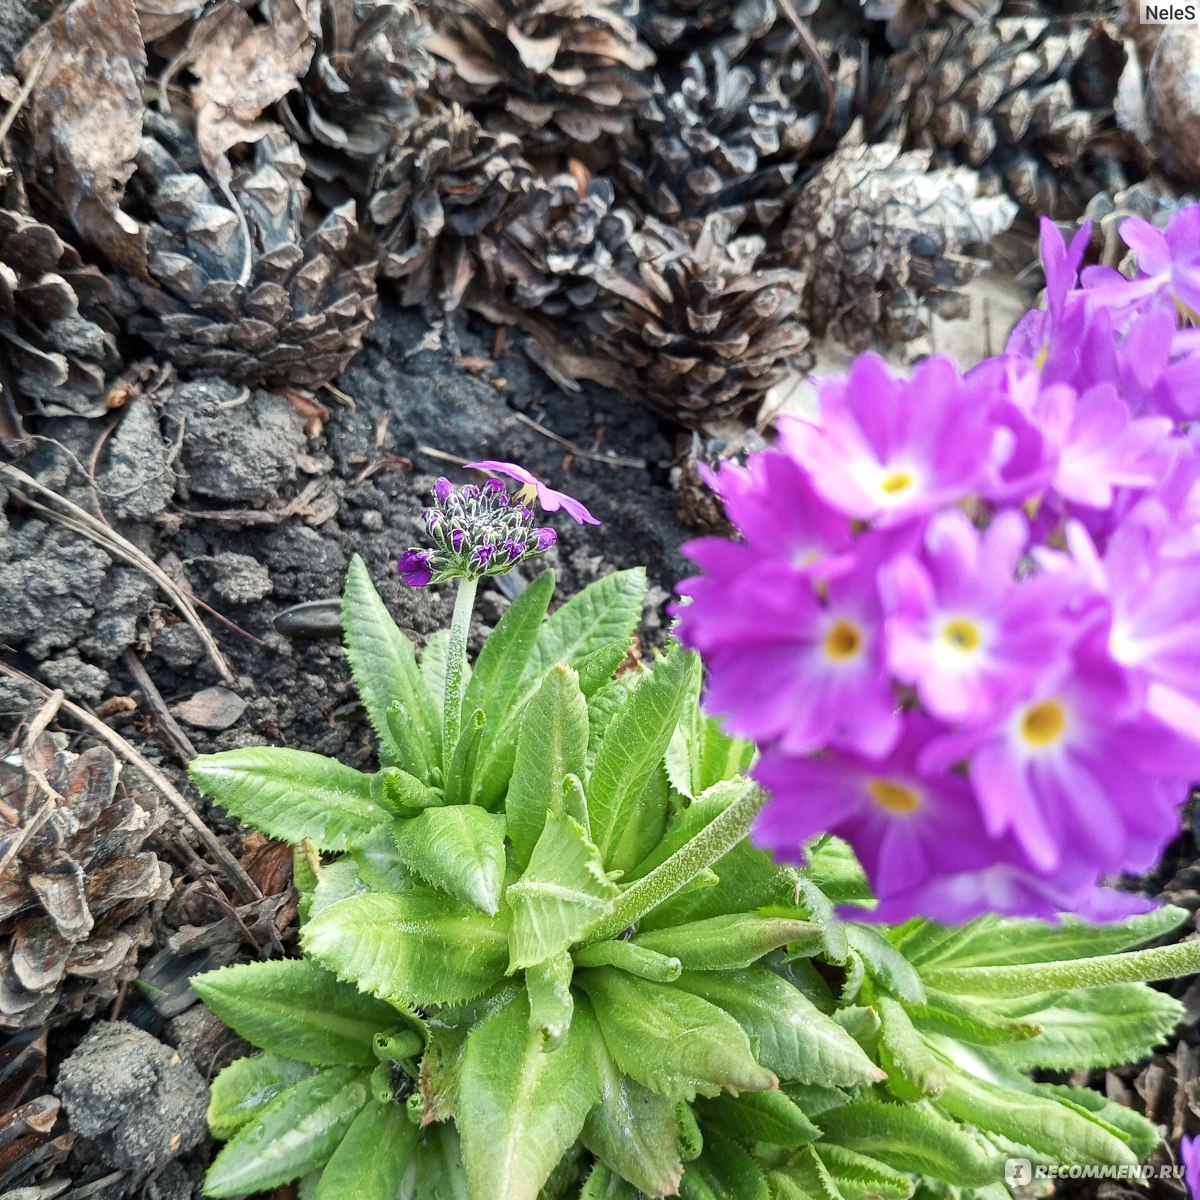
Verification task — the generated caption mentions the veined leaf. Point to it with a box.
[507,810,618,971]
[189,748,383,852]
[462,570,556,752]
[988,984,1182,1070]
[580,1163,641,1200]
[208,1054,316,1140]
[294,841,320,925]
[815,1145,914,1200]
[626,780,752,881]
[578,968,776,1101]
[350,823,416,894]
[817,1100,1003,1186]
[474,569,646,807]
[579,999,684,1197]
[681,1130,770,1200]
[875,996,945,1101]
[402,1123,470,1200]
[633,913,821,972]
[372,766,443,816]
[444,708,486,806]
[588,674,639,774]
[505,665,589,869]
[672,967,884,1089]
[843,924,925,1003]
[906,988,1044,1046]
[205,1067,368,1197]
[1025,1081,1160,1162]
[392,804,506,915]
[769,1149,843,1200]
[587,644,691,873]
[911,905,1190,970]
[309,856,366,918]
[314,1096,419,1200]
[343,554,437,776]
[696,1090,820,1148]
[418,627,451,743]
[526,951,574,1048]
[458,990,599,1200]
[937,1068,1139,1167]
[803,838,873,907]
[572,938,682,982]
[304,893,510,1006]
[192,960,401,1067]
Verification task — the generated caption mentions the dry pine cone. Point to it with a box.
[0,735,172,1031]
[783,137,1017,349]
[425,0,656,149]
[588,211,809,425]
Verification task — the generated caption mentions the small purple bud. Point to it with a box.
[504,539,526,562]
[533,528,557,551]
[461,484,479,500]
[483,478,506,496]
[451,528,466,553]
[519,505,533,520]
[397,549,434,587]
[423,507,444,532]
[472,544,495,568]
[434,477,453,504]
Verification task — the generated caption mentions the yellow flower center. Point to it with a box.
[1034,343,1050,370]
[514,482,538,505]
[867,779,921,814]
[824,619,862,661]
[880,471,914,496]
[1020,699,1067,748]
[941,618,981,653]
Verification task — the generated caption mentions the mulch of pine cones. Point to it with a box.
[0,0,1199,1192]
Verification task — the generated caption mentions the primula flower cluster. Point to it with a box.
[397,460,596,585]
[675,207,1200,924]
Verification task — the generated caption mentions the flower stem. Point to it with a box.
[443,575,478,767]
[585,782,769,944]
[923,938,1200,997]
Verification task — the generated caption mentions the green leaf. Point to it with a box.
[580,1163,640,1200]
[910,905,1190,970]
[672,968,884,1089]
[294,841,320,925]
[304,893,510,1006]
[208,1054,316,1140]
[205,1067,369,1197]
[314,1097,419,1200]
[444,708,486,806]
[817,1100,1003,1186]
[681,1130,770,1200]
[392,805,507,915]
[577,968,776,1101]
[372,766,444,816]
[310,856,367,917]
[189,748,384,852]
[633,913,822,972]
[572,938,682,983]
[769,1149,843,1200]
[589,674,639,774]
[843,925,925,1003]
[350,823,416,893]
[875,996,945,1101]
[905,988,1044,1046]
[936,1068,1139,1167]
[815,1145,914,1200]
[192,960,402,1067]
[803,838,874,907]
[419,628,451,721]
[1024,1081,1160,1162]
[696,1090,821,1147]
[507,810,618,971]
[457,990,599,1200]
[626,780,751,881]
[505,665,589,869]
[463,570,556,746]
[579,999,684,1197]
[475,569,646,807]
[402,1123,471,1200]
[587,645,691,873]
[343,554,437,776]
[526,951,575,1048]
[988,984,1182,1070]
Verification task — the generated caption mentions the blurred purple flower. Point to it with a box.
[1182,1135,1200,1199]
[397,550,434,587]
[463,460,600,525]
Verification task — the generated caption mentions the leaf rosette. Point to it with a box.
[190,557,1198,1200]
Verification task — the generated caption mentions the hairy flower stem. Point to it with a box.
[924,939,1200,997]
[443,575,478,767]
[585,782,769,944]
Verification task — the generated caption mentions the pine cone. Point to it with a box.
[782,137,1017,349]
[425,0,656,150]
[113,113,377,390]
[588,212,810,425]
[860,0,999,48]
[636,0,778,61]
[1084,181,1199,268]
[368,104,534,309]
[871,16,1130,216]
[482,171,635,318]
[278,0,434,205]
[0,1029,75,1192]
[616,49,804,231]
[0,199,121,452]
[0,735,172,1031]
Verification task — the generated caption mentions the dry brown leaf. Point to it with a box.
[18,0,148,276]
[135,0,217,43]
[172,686,247,730]
[190,0,314,176]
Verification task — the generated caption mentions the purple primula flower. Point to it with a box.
[881,509,1076,724]
[1082,208,1200,317]
[451,529,466,553]
[533,527,557,550]
[1182,1135,1200,1199]
[924,633,1188,878]
[463,460,600,525]
[472,545,495,568]
[779,354,995,525]
[434,477,453,504]
[397,549,434,587]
